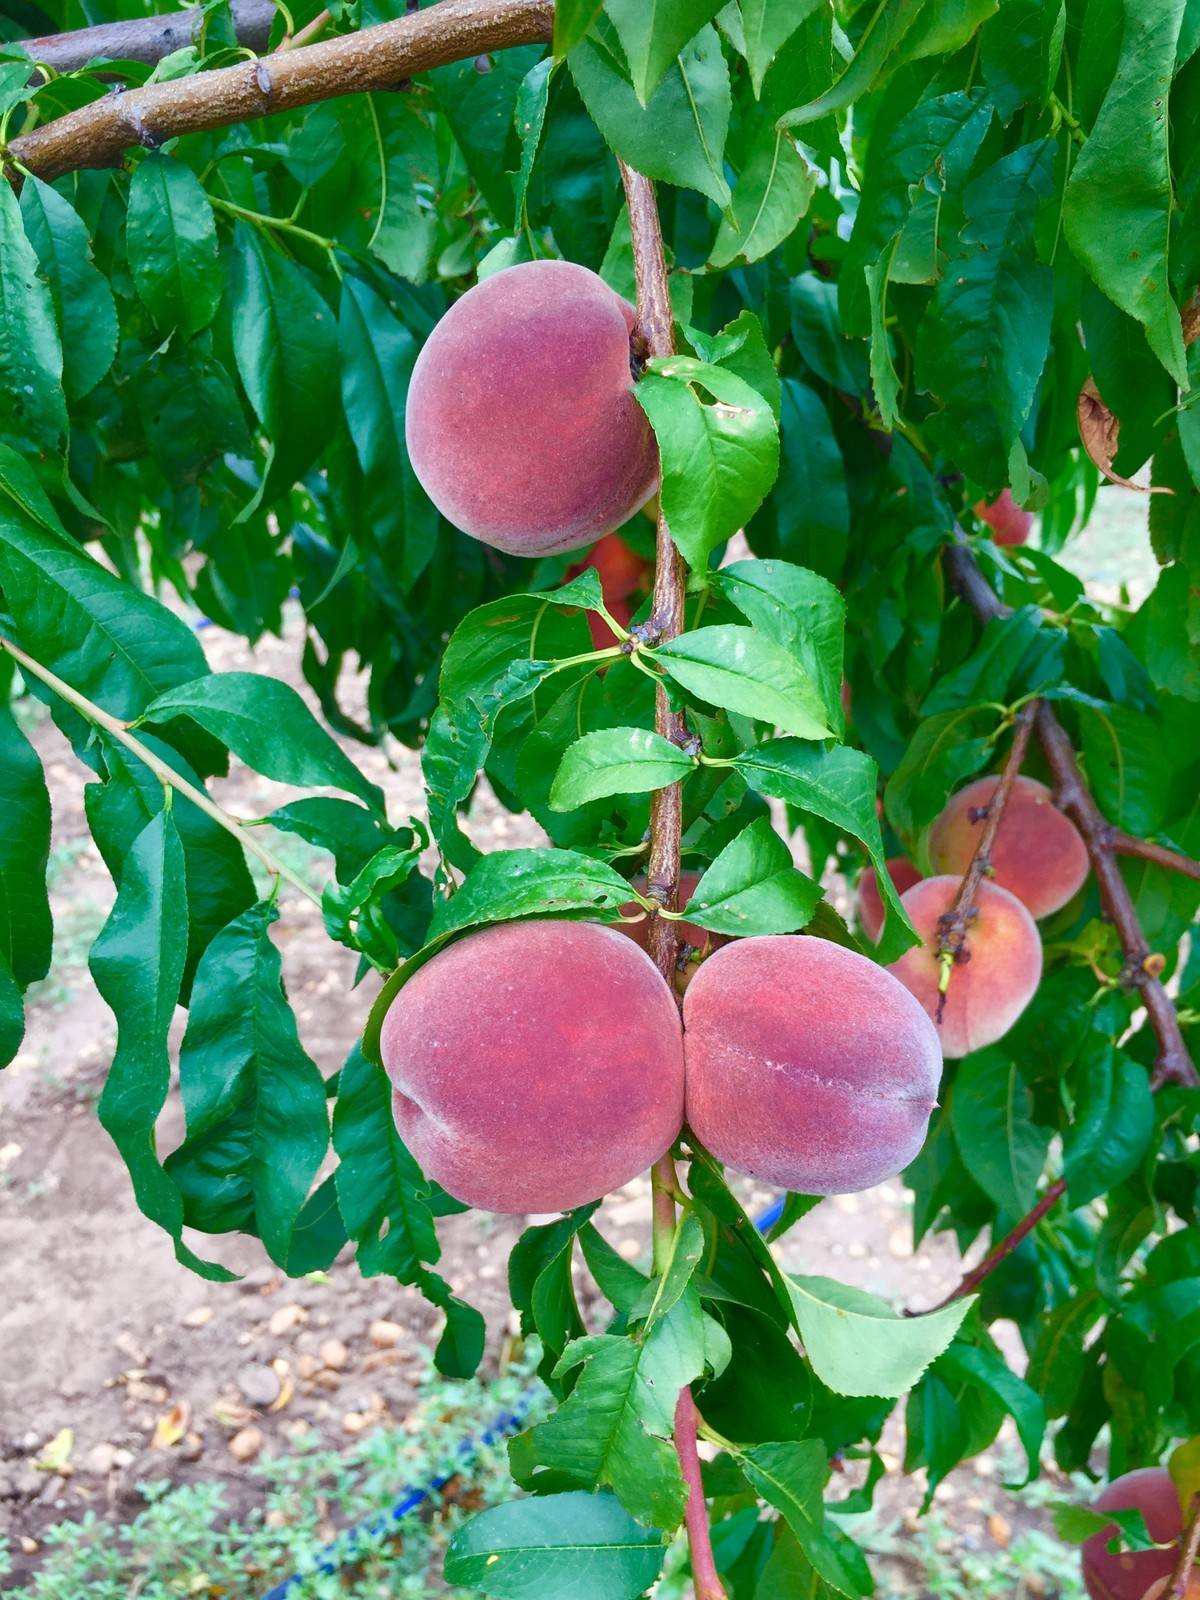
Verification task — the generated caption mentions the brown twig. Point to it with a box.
[619,156,725,1600]
[19,0,275,74]
[7,0,553,183]
[942,539,1196,1090]
[674,1389,728,1600]
[1168,1495,1200,1598]
[276,7,332,51]
[1111,832,1200,884]
[918,1179,1068,1314]
[934,703,1036,1022]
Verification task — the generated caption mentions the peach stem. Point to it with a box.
[675,1387,728,1600]
[1168,1495,1200,1599]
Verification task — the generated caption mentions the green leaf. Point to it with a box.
[0,182,66,454]
[746,380,849,581]
[980,0,1066,118]
[950,1050,1052,1214]
[739,0,821,95]
[785,1274,972,1397]
[142,672,385,815]
[684,816,823,936]
[631,1213,705,1335]
[0,442,68,539]
[733,740,919,961]
[556,0,606,54]
[513,57,555,218]
[510,1208,597,1380]
[229,222,339,505]
[916,140,1055,488]
[428,847,634,941]
[710,556,845,733]
[338,275,437,592]
[709,124,816,269]
[655,625,828,738]
[429,47,543,229]
[740,1440,868,1596]
[606,0,726,105]
[366,96,438,284]
[884,708,994,836]
[19,176,118,403]
[1063,1047,1155,1207]
[936,1340,1045,1486]
[570,18,732,208]
[550,727,696,810]
[635,356,779,571]
[0,695,51,987]
[332,1044,445,1280]
[173,901,329,1266]
[776,0,929,126]
[0,950,22,1070]
[91,809,231,1280]
[127,154,221,337]
[1063,0,1189,385]
[444,1492,665,1600]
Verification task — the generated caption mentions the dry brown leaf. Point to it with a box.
[151,1401,192,1450]
[269,1359,295,1412]
[1077,378,1174,493]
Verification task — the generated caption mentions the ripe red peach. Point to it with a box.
[975,488,1032,546]
[380,921,684,1214]
[1081,1468,1183,1600]
[886,876,1042,1058]
[857,858,922,944]
[405,261,659,557]
[565,533,653,649]
[682,935,942,1195]
[929,775,1088,919]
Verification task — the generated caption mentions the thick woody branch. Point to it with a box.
[7,0,553,183]
[934,703,1036,1021]
[20,0,275,74]
[942,540,1196,1090]
[1112,831,1200,884]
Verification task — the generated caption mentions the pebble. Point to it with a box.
[295,1354,321,1381]
[888,1227,914,1259]
[83,1442,118,1476]
[368,1319,403,1348]
[617,1238,642,1261]
[267,1304,306,1338]
[228,1426,264,1463]
[318,1339,348,1371]
[236,1365,282,1409]
[183,1306,214,1329]
[846,1241,868,1260]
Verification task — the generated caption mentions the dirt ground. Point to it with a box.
[0,499,1158,1587]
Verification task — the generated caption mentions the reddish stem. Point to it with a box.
[1168,1495,1200,1598]
[1111,831,1200,884]
[918,1178,1068,1313]
[674,1388,727,1600]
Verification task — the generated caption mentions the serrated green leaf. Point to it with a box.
[951,1050,1051,1214]
[428,847,634,941]
[20,176,118,403]
[739,0,821,94]
[513,57,555,218]
[0,693,51,988]
[747,380,849,580]
[635,356,779,570]
[776,0,928,127]
[550,727,696,810]
[606,0,726,105]
[142,671,385,816]
[1063,0,1189,385]
[1063,1047,1155,1206]
[710,124,816,268]
[684,816,823,935]
[0,949,21,1070]
[91,809,231,1280]
[171,901,329,1266]
[0,183,66,454]
[445,1492,665,1600]
[127,154,221,337]
[740,1440,868,1596]
[655,624,829,738]
[786,1274,972,1397]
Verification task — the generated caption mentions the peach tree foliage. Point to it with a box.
[0,0,1198,1594]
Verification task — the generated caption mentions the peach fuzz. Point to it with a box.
[682,935,942,1196]
[929,774,1089,919]
[405,261,659,557]
[380,920,684,1214]
[975,487,1033,546]
[1081,1468,1183,1600]
[858,858,923,943]
[887,876,1042,1058]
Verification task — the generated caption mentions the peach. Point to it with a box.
[682,935,942,1195]
[565,532,652,650]
[1081,1468,1183,1600]
[405,261,659,557]
[380,920,684,1214]
[858,858,922,944]
[975,488,1032,546]
[929,775,1089,919]
[887,877,1042,1058]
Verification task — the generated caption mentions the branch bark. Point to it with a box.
[942,539,1197,1090]
[7,0,553,183]
[20,0,275,74]
[934,702,1036,1021]
[1168,1495,1200,1600]
[1112,831,1200,884]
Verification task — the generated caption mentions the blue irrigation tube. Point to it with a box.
[260,1197,783,1598]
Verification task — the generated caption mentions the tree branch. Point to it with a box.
[1111,831,1200,884]
[619,157,726,1600]
[7,0,554,183]
[934,702,1036,1021]
[916,1179,1068,1314]
[942,539,1196,1090]
[20,0,276,75]
[1168,1495,1200,1599]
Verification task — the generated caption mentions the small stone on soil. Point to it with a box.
[183,1306,214,1329]
[319,1338,348,1370]
[228,1426,264,1463]
[368,1319,403,1348]
[236,1365,282,1408]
